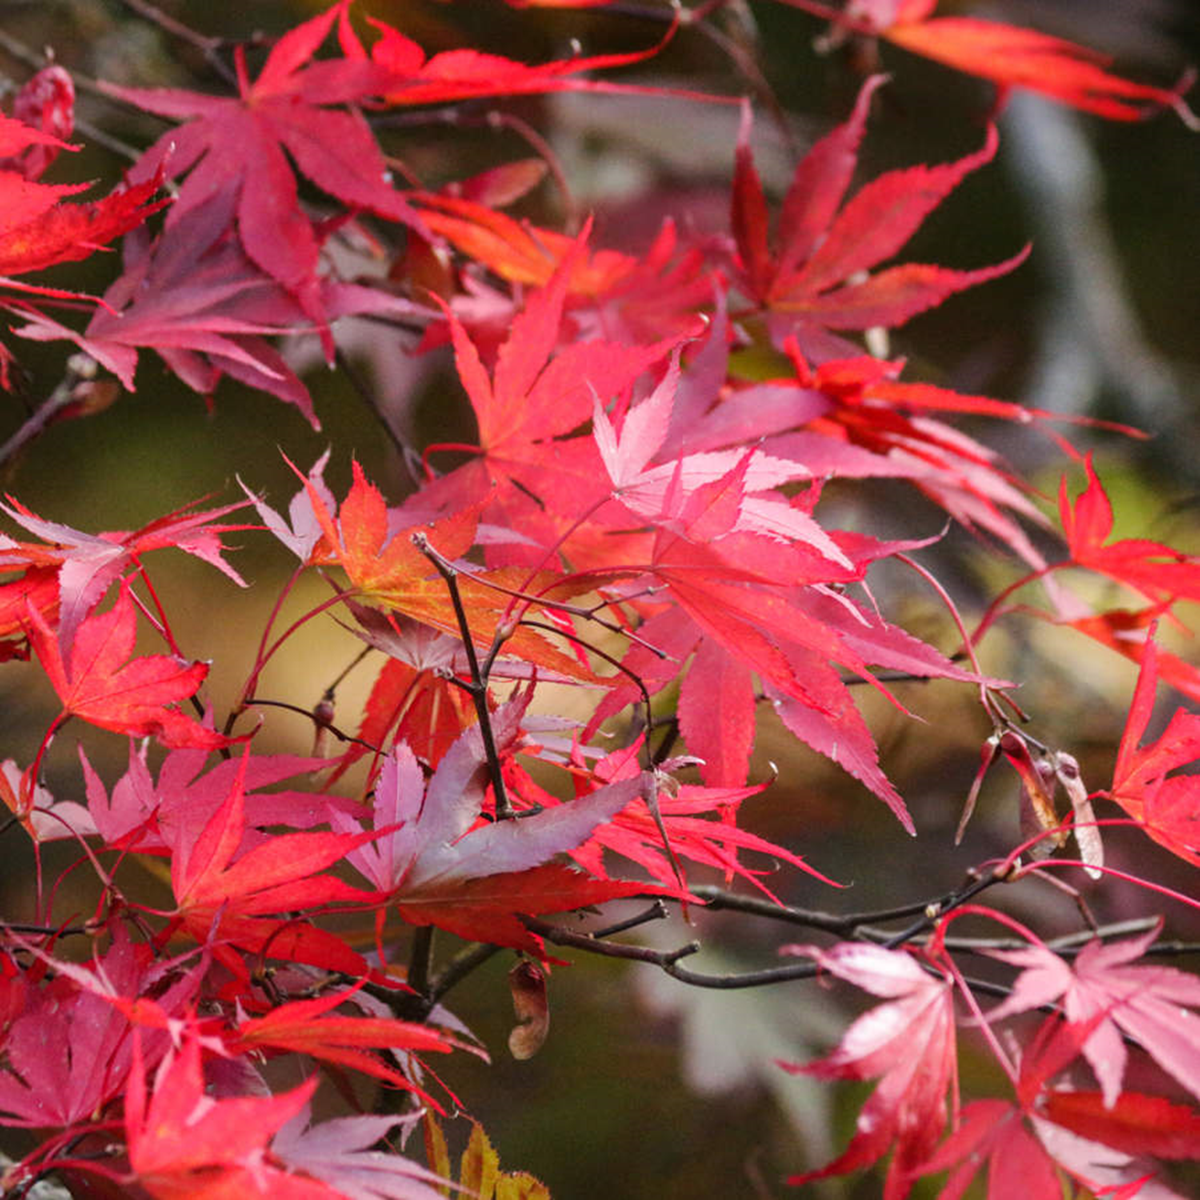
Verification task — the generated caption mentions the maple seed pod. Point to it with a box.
[508,960,549,1061]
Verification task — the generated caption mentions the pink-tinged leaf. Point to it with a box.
[241,450,336,563]
[0,490,251,655]
[272,1106,454,1199]
[81,739,351,856]
[779,942,956,1198]
[335,696,646,894]
[10,183,415,424]
[986,925,1200,1108]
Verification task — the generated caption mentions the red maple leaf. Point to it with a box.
[125,1033,331,1199]
[1103,629,1200,867]
[102,0,420,350]
[584,436,989,821]
[0,107,164,306]
[230,986,457,1092]
[731,77,1028,351]
[427,226,676,511]
[167,750,381,977]
[339,4,676,107]
[777,0,1198,125]
[23,580,228,750]
[1059,454,1200,610]
[0,926,195,1128]
[778,941,957,1199]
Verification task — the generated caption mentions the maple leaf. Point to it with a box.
[79,740,357,855]
[1105,630,1200,867]
[230,986,457,1092]
[985,923,1200,1109]
[333,699,659,954]
[339,5,678,107]
[0,926,195,1128]
[1,490,251,653]
[299,457,598,681]
[584,458,992,821]
[12,178,423,426]
[424,225,677,517]
[272,1106,454,1200]
[1059,454,1200,611]
[731,79,1028,351]
[424,1115,549,1200]
[103,0,421,350]
[125,1033,330,1200]
[0,106,165,301]
[167,750,381,977]
[777,0,1198,125]
[23,580,230,750]
[913,1013,1195,1198]
[778,942,957,1199]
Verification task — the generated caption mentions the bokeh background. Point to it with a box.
[2,1,1199,1195]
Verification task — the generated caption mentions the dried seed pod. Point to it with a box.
[508,960,549,1061]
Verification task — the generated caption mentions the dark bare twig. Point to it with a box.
[407,926,435,1000]
[412,531,513,819]
[240,698,380,752]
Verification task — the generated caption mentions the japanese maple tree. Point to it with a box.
[0,0,1198,1196]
